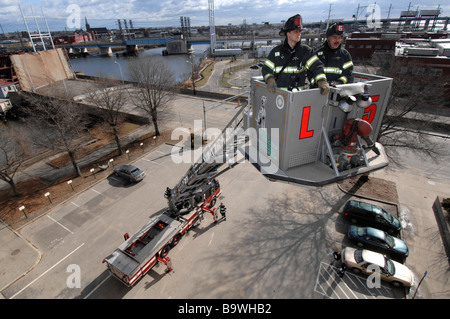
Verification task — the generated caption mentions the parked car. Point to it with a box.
[114,164,146,182]
[348,226,409,262]
[342,200,401,234]
[341,247,414,288]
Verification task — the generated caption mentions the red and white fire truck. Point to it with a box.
[103,180,221,287]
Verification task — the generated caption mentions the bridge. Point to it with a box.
[59,37,223,56]
[60,37,215,56]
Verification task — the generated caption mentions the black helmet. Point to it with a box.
[279,14,302,36]
[326,22,345,36]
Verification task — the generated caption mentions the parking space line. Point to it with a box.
[341,271,369,299]
[47,215,74,234]
[208,232,214,247]
[83,273,111,299]
[71,202,80,208]
[10,243,85,299]
[339,275,359,299]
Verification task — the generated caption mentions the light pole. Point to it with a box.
[186,58,196,95]
[412,270,428,299]
[114,61,124,83]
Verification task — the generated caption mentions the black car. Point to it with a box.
[348,226,409,262]
[342,200,401,234]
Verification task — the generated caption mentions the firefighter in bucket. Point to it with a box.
[261,14,329,94]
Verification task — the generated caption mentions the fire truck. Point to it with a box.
[103,71,393,286]
[102,180,221,287]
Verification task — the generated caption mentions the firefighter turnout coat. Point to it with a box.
[311,41,354,86]
[262,41,326,91]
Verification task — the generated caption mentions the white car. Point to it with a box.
[342,247,414,288]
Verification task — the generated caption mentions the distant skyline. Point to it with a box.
[0,0,448,33]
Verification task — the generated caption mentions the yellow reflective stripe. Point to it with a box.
[284,66,301,73]
[315,73,327,82]
[343,61,353,69]
[306,55,319,69]
[264,73,273,81]
[274,66,301,74]
[324,67,342,74]
[264,59,275,71]
[338,76,348,84]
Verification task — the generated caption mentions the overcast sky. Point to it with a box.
[0,0,448,33]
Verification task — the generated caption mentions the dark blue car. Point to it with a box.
[348,226,409,262]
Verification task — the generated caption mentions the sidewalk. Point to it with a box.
[0,223,41,294]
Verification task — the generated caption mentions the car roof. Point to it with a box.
[120,164,137,170]
[361,249,386,266]
[366,227,386,239]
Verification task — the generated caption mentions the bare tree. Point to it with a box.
[0,127,32,196]
[362,53,450,163]
[22,93,89,177]
[85,77,127,155]
[127,56,176,136]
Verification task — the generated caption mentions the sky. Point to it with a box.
[0,0,448,33]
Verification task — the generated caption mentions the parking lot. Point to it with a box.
[314,261,405,299]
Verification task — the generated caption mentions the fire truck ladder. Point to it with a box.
[168,96,250,215]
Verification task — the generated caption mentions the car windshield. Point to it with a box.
[357,227,366,237]
[131,168,142,176]
[354,250,364,263]
[376,207,393,222]
[384,258,395,276]
[385,234,395,247]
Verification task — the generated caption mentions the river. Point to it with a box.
[69,44,211,83]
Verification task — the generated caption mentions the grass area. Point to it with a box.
[221,60,258,87]
[195,60,215,87]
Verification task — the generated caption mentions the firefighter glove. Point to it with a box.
[266,77,277,93]
[318,80,330,95]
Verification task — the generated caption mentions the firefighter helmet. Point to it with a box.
[279,14,303,36]
[326,22,345,36]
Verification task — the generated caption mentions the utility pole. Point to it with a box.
[208,0,216,54]
[326,3,333,32]
[386,4,393,29]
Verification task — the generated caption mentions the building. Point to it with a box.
[85,17,112,41]
[345,32,449,61]
[53,31,92,45]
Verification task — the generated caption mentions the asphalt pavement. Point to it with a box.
[1,59,449,299]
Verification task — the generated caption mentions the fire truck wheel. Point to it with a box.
[159,245,171,259]
[172,234,182,246]
[209,197,216,208]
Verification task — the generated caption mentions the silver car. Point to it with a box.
[342,247,414,288]
[114,164,146,182]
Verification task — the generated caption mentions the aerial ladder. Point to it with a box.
[167,97,250,216]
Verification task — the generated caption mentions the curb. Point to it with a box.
[432,196,450,265]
